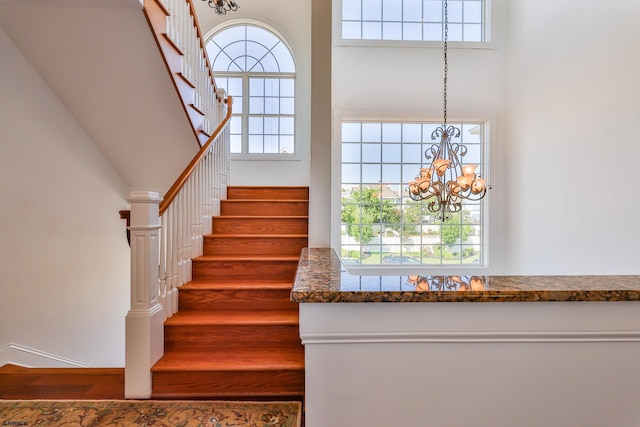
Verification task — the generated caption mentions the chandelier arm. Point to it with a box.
[448,143,466,168]
[456,187,489,202]
[426,199,441,215]
[424,145,438,161]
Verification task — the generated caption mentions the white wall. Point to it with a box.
[0,27,130,367]
[504,0,640,274]
[309,0,333,247]
[332,0,640,274]
[195,0,312,187]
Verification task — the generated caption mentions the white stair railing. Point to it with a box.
[125,95,231,399]
[126,0,231,399]
[157,97,231,319]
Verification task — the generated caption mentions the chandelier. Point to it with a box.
[407,0,489,220]
[202,0,239,15]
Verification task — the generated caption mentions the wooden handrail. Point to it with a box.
[159,96,233,216]
[119,210,131,245]
[186,0,220,102]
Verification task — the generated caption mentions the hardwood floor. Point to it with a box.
[0,364,124,400]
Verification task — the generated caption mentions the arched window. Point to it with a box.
[206,24,296,156]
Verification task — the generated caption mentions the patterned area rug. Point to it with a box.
[0,400,301,427]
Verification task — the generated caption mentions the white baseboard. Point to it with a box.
[0,343,92,368]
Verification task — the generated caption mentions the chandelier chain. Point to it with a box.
[443,0,449,126]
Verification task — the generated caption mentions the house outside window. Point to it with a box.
[205,24,296,157]
[340,120,489,267]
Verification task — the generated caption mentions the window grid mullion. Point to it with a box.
[242,75,249,154]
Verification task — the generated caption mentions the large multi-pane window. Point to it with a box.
[341,0,486,42]
[206,24,296,155]
[340,121,488,266]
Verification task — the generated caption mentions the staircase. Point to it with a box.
[151,186,308,399]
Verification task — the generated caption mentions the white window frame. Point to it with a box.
[204,21,301,160]
[332,109,494,275]
[333,0,496,49]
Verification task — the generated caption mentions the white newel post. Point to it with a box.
[125,191,165,399]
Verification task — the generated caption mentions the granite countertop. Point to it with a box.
[291,248,640,303]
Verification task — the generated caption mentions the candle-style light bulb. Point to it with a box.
[433,159,451,177]
[471,178,486,195]
[461,164,478,176]
[456,174,474,190]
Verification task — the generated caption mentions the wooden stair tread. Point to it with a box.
[152,348,304,371]
[226,186,309,202]
[214,215,308,219]
[204,233,308,239]
[166,310,299,326]
[194,254,300,262]
[223,199,308,202]
[228,185,308,189]
[182,279,293,290]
